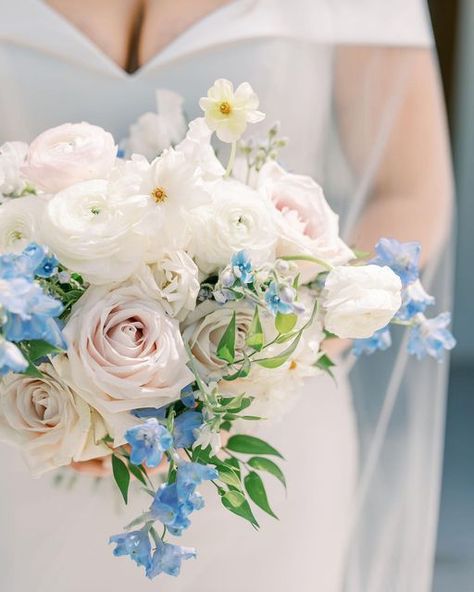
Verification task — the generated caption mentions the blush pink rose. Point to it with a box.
[22,122,117,192]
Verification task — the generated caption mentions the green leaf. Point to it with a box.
[248,457,287,489]
[244,471,278,518]
[112,455,130,504]
[221,490,259,528]
[219,394,253,413]
[216,312,236,364]
[275,312,297,335]
[21,362,44,378]
[314,354,335,377]
[128,461,147,486]
[246,308,264,352]
[255,333,302,369]
[218,466,242,489]
[21,339,63,362]
[226,435,284,459]
[222,356,251,381]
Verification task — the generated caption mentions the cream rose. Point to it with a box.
[61,284,194,442]
[0,195,44,253]
[190,179,277,275]
[322,265,402,339]
[40,179,148,284]
[258,162,354,282]
[22,122,117,193]
[0,141,28,197]
[0,363,109,476]
[135,250,200,321]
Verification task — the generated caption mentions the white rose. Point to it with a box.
[258,162,354,282]
[190,179,277,275]
[176,118,225,180]
[40,179,148,284]
[135,250,200,321]
[22,122,117,193]
[0,142,28,196]
[0,195,44,253]
[0,363,109,476]
[61,284,194,443]
[121,90,187,161]
[322,265,402,339]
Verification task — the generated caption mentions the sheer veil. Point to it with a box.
[0,1,453,590]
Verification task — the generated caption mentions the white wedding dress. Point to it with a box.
[0,2,444,592]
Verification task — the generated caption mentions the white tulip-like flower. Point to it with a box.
[22,122,117,193]
[189,179,277,275]
[40,179,149,284]
[61,284,194,443]
[0,141,28,196]
[322,265,402,339]
[135,250,200,321]
[199,79,265,143]
[176,118,225,179]
[121,90,187,161]
[258,162,354,282]
[0,363,109,476]
[139,148,211,257]
[0,195,44,253]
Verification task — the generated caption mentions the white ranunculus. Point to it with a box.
[176,118,225,180]
[322,265,402,339]
[199,79,265,143]
[139,148,211,257]
[121,90,187,161]
[0,142,28,196]
[61,284,194,443]
[190,179,277,275]
[0,195,45,253]
[40,179,149,284]
[22,122,117,193]
[0,363,109,476]
[258,162,354,282]
[135,250,200,321]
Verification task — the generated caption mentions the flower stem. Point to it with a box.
[225,142,237,177]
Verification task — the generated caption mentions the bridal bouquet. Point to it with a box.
[0,79,455,580]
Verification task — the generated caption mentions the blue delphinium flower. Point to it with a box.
[231,250,254,284]
[352,327,392,357]
[0,338,28,376]
[125,418,173,468]
[371,238,421,286]
[176,462,219,501]
[109,528,152,570]
[173,411,203,448]
[146,542,196,579]
[397,280,435,321]
[34,253,59,279]
[264,282,294,315]
[132,406,167,420]
[180,384,196,408]
[407,312,456,362]
[150,483,193,535]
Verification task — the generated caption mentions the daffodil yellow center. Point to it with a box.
[219,101,232,115]
[151,186,167,204]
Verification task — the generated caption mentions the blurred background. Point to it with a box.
[428,1,474,590]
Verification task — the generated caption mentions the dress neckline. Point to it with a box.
[35,0,245,79]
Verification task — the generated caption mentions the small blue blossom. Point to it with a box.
[231,251,254,284]
[371,238,421,286]
[407,312,456,362]
[397,280,435,321]
[173,411,203,448]
[352,327,392,357]
[0,339,27,376]
[35,253,59,278]
[132,406,167,420]
[109,528,152,570]
[264,282,294,315]
[150,483,192,535]
[146,542,196,579]
[125,418,173,468]
[176,462,219,501]
[180,385,196,408]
